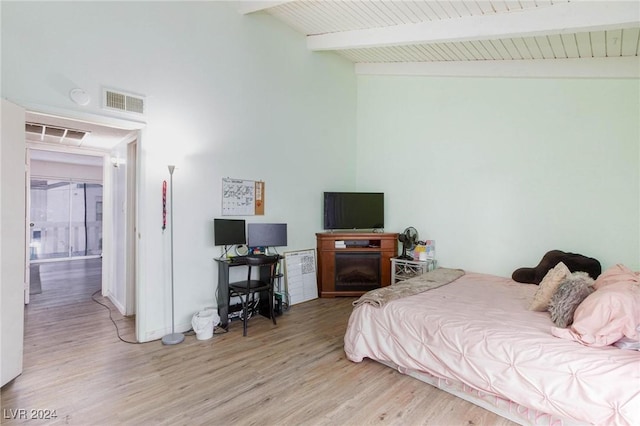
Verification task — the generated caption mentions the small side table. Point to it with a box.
[391,257,437,284]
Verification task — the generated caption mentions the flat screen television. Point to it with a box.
[247,223,288,248]
[213,218,246,246]
[323,192,384,230]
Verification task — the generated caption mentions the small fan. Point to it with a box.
[398,227,419,260]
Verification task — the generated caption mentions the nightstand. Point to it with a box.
[391,257,437,284]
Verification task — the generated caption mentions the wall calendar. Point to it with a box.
[221,178,265,216]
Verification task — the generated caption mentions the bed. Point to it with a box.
[344,268,640,425]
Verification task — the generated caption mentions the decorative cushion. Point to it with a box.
[512,249,601,284]
[528,262,571,312]
[548,272,594,328]
[552,265,640,347]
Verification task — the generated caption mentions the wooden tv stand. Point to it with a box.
[316,232,398,297]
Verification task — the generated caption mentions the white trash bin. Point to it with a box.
[191,308,220,341]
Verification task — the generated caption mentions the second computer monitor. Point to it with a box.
[247,223,287,248]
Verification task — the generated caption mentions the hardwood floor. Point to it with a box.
[2,260,517,426]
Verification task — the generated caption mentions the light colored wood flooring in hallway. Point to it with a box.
[2,259,517,426]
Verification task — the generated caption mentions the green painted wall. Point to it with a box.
[356,76,639,276]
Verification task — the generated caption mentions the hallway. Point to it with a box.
[29,259,102,308]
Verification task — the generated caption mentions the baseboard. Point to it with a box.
[106,291,126,316]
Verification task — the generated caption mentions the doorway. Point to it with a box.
[24,111,140,324]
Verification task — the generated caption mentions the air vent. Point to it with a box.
[25,122,88,145]
[103,88,145,115]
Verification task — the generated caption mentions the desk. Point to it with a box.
[214,256,279,330]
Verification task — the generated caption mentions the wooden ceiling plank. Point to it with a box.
[478,39,503,60]
[474,1,496,14]
[561,34,580,59]
[378,1,412,26]
[443,43,475,61]
[313,1,356,33]
[298,1,338,34]
[491,1,509,13]
[237,1,295,15]
[488,39,511,60]
[518,1,542,11]
[590,31,607,57]
[606,29,624,57]
[417,44,447,61]
[522,36,544,59]
[392,1,424,24]
[547,34,567,59]
[350,50,367,63]
[404,45,428,62]
[307,1,640,51]
[449,1,474,18]
[463,1,484,16]
[470,40,496,60]
[574,32,593,58]
[269,4,318,35]
[620,27,640,56]
[430,1,453,19]
[460,41,485,60]
[499,38,520,60]
[512,37,534,59]
[436,1,460,19]
[431,43,458,61]
[335,2,366,31]
[411,1,442,21]
[532,35,556,59]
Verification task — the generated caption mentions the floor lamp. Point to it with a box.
[162,165,184,345]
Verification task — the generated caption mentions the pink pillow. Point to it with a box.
[593,264,639,290]
[551,278,640,347]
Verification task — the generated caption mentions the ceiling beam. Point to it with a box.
[308,1,640,51]
[355,57,640,79]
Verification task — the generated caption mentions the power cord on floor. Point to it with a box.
[91,289,142,345]
[91,290,229,342]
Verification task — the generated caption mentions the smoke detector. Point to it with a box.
[70,88,91,106]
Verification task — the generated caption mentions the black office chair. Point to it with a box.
[228,255,279,336]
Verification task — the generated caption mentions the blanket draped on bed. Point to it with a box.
[352,267,465,308]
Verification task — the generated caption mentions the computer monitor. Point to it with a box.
[247,223,287,248]
[213,218,246,246]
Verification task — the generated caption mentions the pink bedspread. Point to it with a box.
[344,272,640,425]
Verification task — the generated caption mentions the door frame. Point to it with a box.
[21,105,144,321]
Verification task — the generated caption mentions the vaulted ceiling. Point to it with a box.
[239,0,640,78]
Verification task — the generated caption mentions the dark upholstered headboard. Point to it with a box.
[512,250,601,284]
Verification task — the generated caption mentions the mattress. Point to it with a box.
[344,272,640,425]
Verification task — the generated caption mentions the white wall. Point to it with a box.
[1,2,357,341]
[356,76,640,277]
